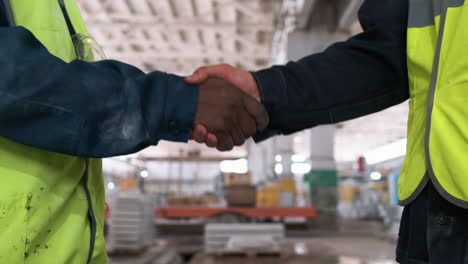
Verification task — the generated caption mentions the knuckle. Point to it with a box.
[235,139,245,146]
[217,144,227,151]
[220,64,230,70]
[224,144,234,151]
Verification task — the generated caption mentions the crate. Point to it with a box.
[224,185,256,207]
[279,192,295,207]
[119,178,139,193]
[278,179,296,192]
[257,186,280,208]
[224,172,252,186]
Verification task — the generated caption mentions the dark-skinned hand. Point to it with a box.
[193,78,269,151]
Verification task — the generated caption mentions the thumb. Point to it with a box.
[185,67,212,84]
[185,65,230,84]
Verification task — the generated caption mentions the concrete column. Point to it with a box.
[248,139,276,184]
[285,7,348,229]
[274,135,295,178]
[307,125,338,230]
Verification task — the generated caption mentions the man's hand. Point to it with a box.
[186,64,263,148]
[191,78,268,151]
[186,64,260,101]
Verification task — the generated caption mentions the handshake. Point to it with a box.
[185,64,268,151]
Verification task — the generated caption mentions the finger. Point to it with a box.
[215,131,234,152]
[229,120,246,146]
[192,124,208,143]
[189,129,195,140]
[205,133,218,148]
[237,110,257,138]
[186,64,232,84]
[243,95,270,131]
[185,68,209,84]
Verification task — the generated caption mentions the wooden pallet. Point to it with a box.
[107,245,149,257]
[212,249,291,260]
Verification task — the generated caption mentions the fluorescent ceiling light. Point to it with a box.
[291,163,311,174]
[140,170,149,178]
[364,138,407,165]
[275,155,282,162]
[291,154,307,162]
[370,171,382,181]
[220,159,248,173]
[275,163,283,174]
[107,182,115,190]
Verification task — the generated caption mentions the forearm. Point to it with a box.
[0,26,198,158]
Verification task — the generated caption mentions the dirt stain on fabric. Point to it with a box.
[24,194,33,260]
[26,195,33,211]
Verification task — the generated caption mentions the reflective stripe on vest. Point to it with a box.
[399,0,468,208]
[0,1,107,263]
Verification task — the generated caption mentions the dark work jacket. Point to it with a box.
[253,0,410,140]
[0,1,199,158]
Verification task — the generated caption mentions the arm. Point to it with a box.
[253,0,409,136]
[0,26,199,158]
[187,0,409,143]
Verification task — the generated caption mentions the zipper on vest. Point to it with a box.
[58,0,98,256]
[58,0,79,59]
[84,159,97,264]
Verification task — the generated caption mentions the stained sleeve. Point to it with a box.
[0,26,199,158]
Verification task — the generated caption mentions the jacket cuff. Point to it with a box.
[251,67,288,141]
[252,67,288,108]
[156,74,199,143]
[253,129,282,143]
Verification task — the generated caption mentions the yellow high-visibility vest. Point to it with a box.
[0,0,107,263]
[399,0,468,208]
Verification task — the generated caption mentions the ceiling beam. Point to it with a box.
[336,0,364,31]
[295,0,318,30]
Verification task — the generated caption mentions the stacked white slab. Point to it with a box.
[107,193,155,252]
[204,224,285,254]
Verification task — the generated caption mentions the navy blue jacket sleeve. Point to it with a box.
[0,25,199,158]
[252,0,409,140]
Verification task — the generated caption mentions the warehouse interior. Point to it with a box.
[78,0,405,263]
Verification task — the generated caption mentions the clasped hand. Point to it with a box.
[185,64,268,151]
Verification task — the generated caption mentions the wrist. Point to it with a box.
[251,67,287,107]
[247,72,261,102]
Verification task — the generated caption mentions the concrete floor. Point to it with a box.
[110,236,396,264]
[189,237,396,264]
[110,220,398,264]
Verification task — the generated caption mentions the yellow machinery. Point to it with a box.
[257,178,297,207]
